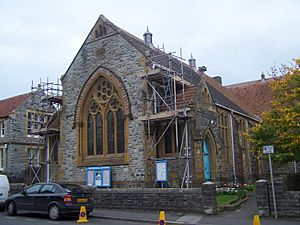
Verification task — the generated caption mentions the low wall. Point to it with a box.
[10,183,26,194]
[93,182,217,214]
[256,176,300,217]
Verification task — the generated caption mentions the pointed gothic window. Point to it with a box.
[107,110,115,154]
[96,113,103,155]
[80,75,127,166]
[116,109,125,153]
[87,114,94,155]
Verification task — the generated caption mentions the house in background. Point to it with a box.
[0,88,60,184]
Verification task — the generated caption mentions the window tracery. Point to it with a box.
[80,76,127,165]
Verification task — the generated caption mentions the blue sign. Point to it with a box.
[86,166,111,188]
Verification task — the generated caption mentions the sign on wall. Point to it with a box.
[156,160,168,182]
[86,166,111,188]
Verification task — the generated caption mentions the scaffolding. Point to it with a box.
[27,78,62,185]
[140,47,194,188]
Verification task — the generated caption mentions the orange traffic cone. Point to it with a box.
[77,206,89,223]
[158,211,166,225]
[253,214,261,225]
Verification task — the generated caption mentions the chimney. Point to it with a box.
[143,27,153,46]
[261,72,265,80]
[212,76,222,85]
[188,54,196,68]
[198,66,207,73]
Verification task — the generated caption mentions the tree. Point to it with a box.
[249,59,300,163]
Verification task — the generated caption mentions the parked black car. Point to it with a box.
[6,182,94,220]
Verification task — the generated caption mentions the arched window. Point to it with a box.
[87,114,94,155]
[202,88,210,106]
[80,76,127,165]
[116,109,125,153]
[107,110,115,154]
[96,113,103,155]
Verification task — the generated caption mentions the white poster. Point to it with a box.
[95,171,102,186]
[156,161,167,181]
[102,169,110,186]
[87,170,94,186]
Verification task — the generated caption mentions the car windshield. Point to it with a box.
[60,184,86,193]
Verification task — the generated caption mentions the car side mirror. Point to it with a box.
[21,190,26,195]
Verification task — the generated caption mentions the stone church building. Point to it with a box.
[48,15,263,188]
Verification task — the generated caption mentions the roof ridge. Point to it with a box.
[225,77,274,88]
[0,92,31,102]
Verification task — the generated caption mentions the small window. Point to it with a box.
[25,184,42,194]
[0,122,4,137]
[40,184,56,194]
[27,111,51,137]
[0,148,3,170]
[27,148,41,167]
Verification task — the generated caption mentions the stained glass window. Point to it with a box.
[116,109,125,153]
[87,114,94,155]
[96,113,103,155]
[107,110,115,154]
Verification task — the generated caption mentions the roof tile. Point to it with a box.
[0,93,31,118]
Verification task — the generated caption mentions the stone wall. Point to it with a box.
[61,24,146,186]
[93,182,217,214]
[256,176,300,217]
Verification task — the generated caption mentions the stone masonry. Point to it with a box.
[60,18,147,187]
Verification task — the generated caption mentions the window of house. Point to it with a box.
[0,122,4,137]
[27,111,51,137]
[81,76,126,163]
[0,148,3,171]
[27,147,41,167]
[239,119,247,148]
[218,112,230,162]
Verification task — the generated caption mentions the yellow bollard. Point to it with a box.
[77,206,89,223]
[158,210,166,225]
[253,214,261,225]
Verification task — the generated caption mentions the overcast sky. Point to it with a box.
[0,0,299,99]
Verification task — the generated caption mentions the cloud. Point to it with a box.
[0,0,299,98]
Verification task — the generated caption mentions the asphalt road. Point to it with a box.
[0,211,153,225]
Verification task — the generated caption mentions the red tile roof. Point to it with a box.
[203,75,257,119]
[226,78,274,117]
[0,93,31,118]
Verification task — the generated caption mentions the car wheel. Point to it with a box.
[7,201,17,216]
[48,204,61,221]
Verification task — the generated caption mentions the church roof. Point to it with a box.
[62,15,259,121]
[226,77,275,117]
[0,93,31,118]
[203,75,257,119]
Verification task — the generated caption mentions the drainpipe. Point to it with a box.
[46,134,50,182]
[230,110,237,185]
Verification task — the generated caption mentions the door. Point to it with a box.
[16,184,42,211]
[203,139,211,181]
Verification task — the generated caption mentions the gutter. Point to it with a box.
[215,103,260,122]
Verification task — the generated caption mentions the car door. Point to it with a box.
[15,184,42,211]
[35,184,57,212]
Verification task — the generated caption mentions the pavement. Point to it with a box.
[89,192,300,225]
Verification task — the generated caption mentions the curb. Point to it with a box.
[218,197,248,212]
[91,214,184,224]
